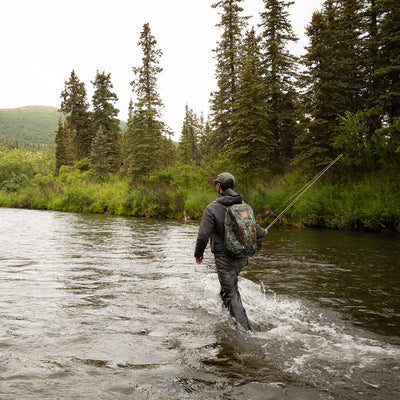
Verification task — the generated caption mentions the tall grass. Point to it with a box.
[0,163,398,232]
[255,176,400,231]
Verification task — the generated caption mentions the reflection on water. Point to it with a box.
[0,208,399,399]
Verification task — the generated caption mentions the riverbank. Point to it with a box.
[0,164,399,232]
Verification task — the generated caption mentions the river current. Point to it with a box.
[0,208,399,399]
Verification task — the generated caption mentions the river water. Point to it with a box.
[0,207,399,399]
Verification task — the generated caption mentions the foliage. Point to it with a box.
[90,128,112,178]
[178,105,202,165]
[333,110,374,170]
[91,70,121,173]
[0,145,54,192]
[290,177,400,231]
[374,0,400,122]
[54,117,73,175]
[209,0,248,153]
[0,144,399,232]
[126,23,171,181]
[59,70,93,161]
[1,3,400,234]
[259,0,299,169]
[0,106,61,146]
[295,0,367,173]
[373,117,400,172]
[230,27,275,173]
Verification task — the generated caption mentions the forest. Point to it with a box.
[0,0,399,232]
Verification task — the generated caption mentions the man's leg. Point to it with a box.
[215,256,251,331]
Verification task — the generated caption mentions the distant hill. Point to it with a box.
[0,106,127,148]
[0,106,60,147]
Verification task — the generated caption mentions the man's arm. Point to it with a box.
[194,205,215,260]
[256,223,268,239]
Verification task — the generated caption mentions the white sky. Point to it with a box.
[0,0,323,139]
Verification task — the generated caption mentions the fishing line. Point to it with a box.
[272,156,340,215]
[266,154,343,230]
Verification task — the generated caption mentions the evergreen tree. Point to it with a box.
[59,70,93,161]
[362,0,383,136]
[338,0,367,112]
[259,0,299,170]
[365,0,379,103]
[125,101,150,178]
[91,70,121,173]
[295,0,369,172]
[295,5,337,171]
[209,0,248,152]
[159,135,178,169]
[374,0,400,123]
[120,99,134,164]
[230,28,275,173]
[126,23,167,181]
[54,117,72,175]
[90,127,112,178]
[178,105,202,165]
[198,115,213,157]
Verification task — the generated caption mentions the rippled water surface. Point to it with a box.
[0,208,399,399]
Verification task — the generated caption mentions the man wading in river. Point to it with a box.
[194,172,268,331]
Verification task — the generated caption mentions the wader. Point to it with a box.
[214,255,251,331]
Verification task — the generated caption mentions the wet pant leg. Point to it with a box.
[214,256,250,331]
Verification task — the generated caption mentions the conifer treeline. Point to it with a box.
[55,0,400,180]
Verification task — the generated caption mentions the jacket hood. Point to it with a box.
[215,188,243,207]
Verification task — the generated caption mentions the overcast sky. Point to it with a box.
[1,0,324,138]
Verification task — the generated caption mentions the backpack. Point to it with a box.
[217,201,258,257]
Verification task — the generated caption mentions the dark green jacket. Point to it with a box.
[194,188,267,258]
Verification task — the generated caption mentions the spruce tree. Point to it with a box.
[59,70,93,162]
[209,0,248,153]
[230,28,275,173]
[91,70,121,173]
[178,105,202,165]
[295,5,337,171]
[126,23,167,181]
[54,117,72,175]
[375,0,400,123]
[363,0,383,136]
[90,127,112,178]
[198,116,213,158]
[259,0,299,170]
[336,0,366,113]
[120,99,134,164]
[296,0,369,172]
[159,135,178,170]
[125,101,150,179]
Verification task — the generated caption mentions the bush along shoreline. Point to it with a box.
[0,163,399,233]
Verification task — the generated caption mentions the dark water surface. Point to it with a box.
[0,208,399,399]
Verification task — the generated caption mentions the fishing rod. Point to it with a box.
[266,154,343,230]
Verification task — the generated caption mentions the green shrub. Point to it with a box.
[122,187,145,216]
[1,174,30,192]
[0,148,398,232]
[184,190,215,220]
[53,188,93,212]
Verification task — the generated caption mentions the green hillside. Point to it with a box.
[0,106,127,148]
[0,106,60,147]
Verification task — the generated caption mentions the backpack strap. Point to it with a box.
[214,200,226,209]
